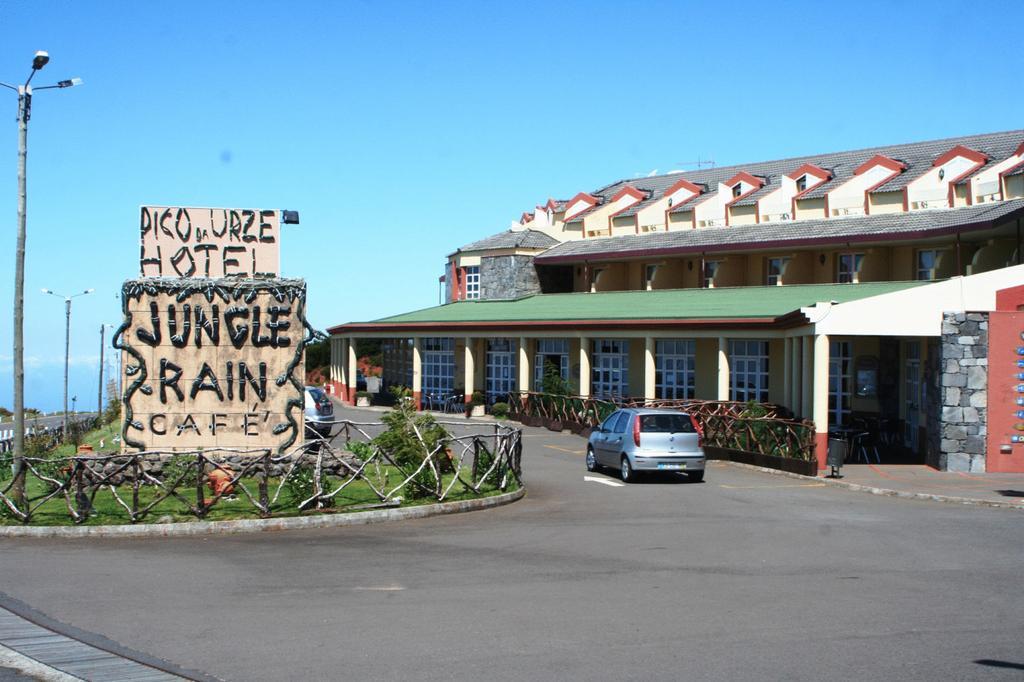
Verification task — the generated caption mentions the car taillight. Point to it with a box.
[689,414,704,447]
[633,416,641,447]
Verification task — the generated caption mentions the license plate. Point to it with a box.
[658,463,685,470]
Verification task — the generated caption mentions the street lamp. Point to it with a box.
[98,323,118,417]
[42,288,93,438]
[2,52,81,504]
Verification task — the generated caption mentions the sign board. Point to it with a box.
[986,310,1024,472]
[139,206,280,278]
[119,278,307,453]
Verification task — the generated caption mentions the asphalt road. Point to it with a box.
[1,418,1023,681]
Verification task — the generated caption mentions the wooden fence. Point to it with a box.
[0,420,522,525]
[508,392,814,461]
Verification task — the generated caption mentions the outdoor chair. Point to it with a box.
[850,431,880,464]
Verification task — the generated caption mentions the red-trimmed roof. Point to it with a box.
[724,171,765,188]
[933,144,988,167]
[854,154,906,175]
[664,178,705,197]
[786,163,831,181]
[610,185,647,203]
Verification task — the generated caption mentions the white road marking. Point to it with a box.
[352,585,406,591]
[584,476,625,487]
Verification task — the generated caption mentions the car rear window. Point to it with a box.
[640,414,695,433]
[307,387,326,401]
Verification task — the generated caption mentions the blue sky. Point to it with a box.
[1,0,1022,412]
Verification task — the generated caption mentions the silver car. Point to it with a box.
[304,386,334,438]
[586,408,705,483]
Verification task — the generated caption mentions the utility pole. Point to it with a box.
[42,288,93,439]
[98,324,105,416]
[2,53,81,505]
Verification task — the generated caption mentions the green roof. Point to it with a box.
[349,281,929,327]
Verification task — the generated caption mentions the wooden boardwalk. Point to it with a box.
[0,607,189,681]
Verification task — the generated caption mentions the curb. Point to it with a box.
[0,487,525,539]
[713,461,1024,511]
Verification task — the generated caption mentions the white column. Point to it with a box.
[518,336,530,396]
[463,337,475,405]
[783,338,793,409]
[717,337,729,401]
[790,337,801,414]
[412,337,423,409]
[801,336,813,418]
[337,337,349,399]
[644,336,656,402]
[812,333,830,471]
[346,337,358,403]
[578,336,591,397]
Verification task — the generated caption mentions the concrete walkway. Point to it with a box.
[826,463,1024,507]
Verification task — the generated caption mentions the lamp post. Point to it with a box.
[2,52,81,503]
[42,288,93,438]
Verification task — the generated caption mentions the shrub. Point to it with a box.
[374,394,450,500]
[103,396,122,425]
[470,390,486,407]
[490,402,510,419]
[356,390,372,399]
[162,454,200,488]
[285,461,330,509]
[541,364,572,396]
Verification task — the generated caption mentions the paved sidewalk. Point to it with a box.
[824,463,1024,507]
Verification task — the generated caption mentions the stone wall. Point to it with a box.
[935,312,989,472]
[481,255,542,300]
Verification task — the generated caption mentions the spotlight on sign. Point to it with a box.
[281,210,300,225]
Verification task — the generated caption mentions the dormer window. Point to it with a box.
[795,175,808,193]
[732,185,743,198]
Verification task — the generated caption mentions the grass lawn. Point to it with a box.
[2,464,515,526]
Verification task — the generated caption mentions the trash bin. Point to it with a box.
[826,438,847,477]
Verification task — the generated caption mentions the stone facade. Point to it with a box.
[932,312,989,472]
[481,255,542,300]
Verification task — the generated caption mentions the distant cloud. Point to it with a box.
[0,354,99,372]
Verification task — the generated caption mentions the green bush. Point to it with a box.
[103,396,122,425]
[285,461,330,509]
[162,454,200,488]
[490,402,510,419]
[470,390,486,407]
[374,395,450,500]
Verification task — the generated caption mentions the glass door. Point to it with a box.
[904,341,921,451]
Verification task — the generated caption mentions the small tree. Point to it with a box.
[374,388,450,500]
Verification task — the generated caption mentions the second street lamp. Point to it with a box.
[42,288,93,439]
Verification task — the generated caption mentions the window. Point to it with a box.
[732,184,743,198]
[729,339,769,404]
[592,339,629,399]
[645,264,658,290]
[916,250,938,280]
[655,339,695,399]
[702,260,721,288]
[766,257,788,286]
[421,337,454,398]
[640,413,696,433]
[534,339,569,391]
[828,340,852,426]
[465,266,481,299]
[485,338,516,402]
[837,253,864,284]
[795,175,808,193]
[611,411,629,434]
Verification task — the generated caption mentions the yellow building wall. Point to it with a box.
[611,215,636,237]
[869,191,904,214]
[953,184,970,207]
[569,338,582,393]
[729,204,758,226]
[857,248,889,282]
[891,246,913,280]
[970,239,1016,273]
[628,261,644,290]
[784,252,814,284]
[682,258,701,288]
[767,339,786,405]
[794,197,826,220]
[668,211,693,231]
[628,341,646,397]
[651,259,687,289]
[1007,175,1024,199]
[694,339,719,399]
[814,251,834,283]
[593,263,628,292]
[712,255,748,287]
[746,255,766,285]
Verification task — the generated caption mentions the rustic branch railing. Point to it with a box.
[0,420,522,525]
[509,392,813,461]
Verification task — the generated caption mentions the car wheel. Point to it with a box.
[688,470,704,483]
[586,447,598,472]
[620,456,634,483]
